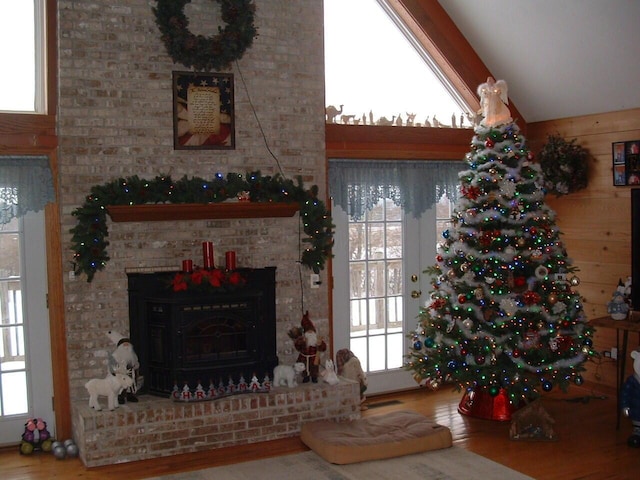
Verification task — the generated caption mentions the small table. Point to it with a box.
[589,313,640,428]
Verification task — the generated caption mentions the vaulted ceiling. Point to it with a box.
[438,0,640,123]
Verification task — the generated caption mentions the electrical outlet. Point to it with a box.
[310,274,320,289]
[611,347,618,360]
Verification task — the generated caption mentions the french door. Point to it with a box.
[332,194,452,395]
[0,210,54,446]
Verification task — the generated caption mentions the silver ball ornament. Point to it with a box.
[66,443,79,457]
[53,444,66,460]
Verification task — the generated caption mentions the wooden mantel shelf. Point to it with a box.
[107,202,300,222]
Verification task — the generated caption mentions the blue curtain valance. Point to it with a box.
[0,156,55,224]
[328,159,463,220]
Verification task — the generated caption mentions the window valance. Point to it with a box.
[328,159,463,220]
[0,156,55,224]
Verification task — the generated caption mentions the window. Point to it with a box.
[0,0,47,113]
[324,0,472,127]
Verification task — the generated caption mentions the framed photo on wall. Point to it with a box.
[612,140,640,186]
[172,71,235,150]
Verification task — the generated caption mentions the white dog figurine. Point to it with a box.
[273,362,305,388]
[85,373,134,411]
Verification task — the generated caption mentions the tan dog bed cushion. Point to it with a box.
[300,410,452,464]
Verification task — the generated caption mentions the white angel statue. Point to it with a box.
[477,77,512,127]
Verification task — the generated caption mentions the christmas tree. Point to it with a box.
[405,78,595,407]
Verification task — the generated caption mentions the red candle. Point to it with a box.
[182,259,193,273]
[202,241,214,269]
[225,251,236,271]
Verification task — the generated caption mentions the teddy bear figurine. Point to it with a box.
[288,311,327,383]
[621,349,640,447]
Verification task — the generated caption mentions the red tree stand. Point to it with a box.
[458,387,522,421]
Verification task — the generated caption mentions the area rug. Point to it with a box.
[147,447,534,480]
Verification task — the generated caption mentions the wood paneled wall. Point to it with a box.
[528,108,640,389]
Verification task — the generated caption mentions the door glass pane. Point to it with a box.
[1,371,27,415]
[387,333,404,369]
[348,223,366,260]
[368,335,386,371]
[0,217,28,416]
[347,198,404,373]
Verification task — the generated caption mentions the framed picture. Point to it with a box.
[172,71,235,150]
[612,140,640,186]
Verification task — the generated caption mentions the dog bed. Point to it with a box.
[300,410,452,464]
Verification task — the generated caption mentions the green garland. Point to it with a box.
[70,172,334,282]
[153,0,257,71]
[538,134,590,196]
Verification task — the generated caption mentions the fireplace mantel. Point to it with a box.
[107,202,299,222]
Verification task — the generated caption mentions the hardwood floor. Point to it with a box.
[1,384,639,479]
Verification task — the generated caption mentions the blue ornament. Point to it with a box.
[413,340,423,350]
[541,380,553,392]
[447,360,458,371]
[443,229,450,239]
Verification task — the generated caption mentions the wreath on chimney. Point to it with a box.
[152,0,257,71]
[70,172,334,282]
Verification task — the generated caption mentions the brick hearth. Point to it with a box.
[72,380,360,467]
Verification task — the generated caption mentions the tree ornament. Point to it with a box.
[153,0,258,72]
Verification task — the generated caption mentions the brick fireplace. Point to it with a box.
[71,267,360,467]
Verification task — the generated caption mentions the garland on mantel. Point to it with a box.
[70,172,334,282]
[152,0,257,71]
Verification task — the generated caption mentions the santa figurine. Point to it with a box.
[291,311,327,383]
[106,330,140,404]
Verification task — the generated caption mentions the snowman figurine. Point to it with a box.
[607,280,630,320]
[622,350,640,447]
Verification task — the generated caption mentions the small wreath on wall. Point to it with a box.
[153,0,257,71]
[70,173,334,282]
[538,134,590,196]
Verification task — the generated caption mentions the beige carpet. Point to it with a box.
[147,447,534,480]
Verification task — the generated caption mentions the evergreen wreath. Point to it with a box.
[70,172,334,282]
[538,134,590,196]
[153,0,257,71]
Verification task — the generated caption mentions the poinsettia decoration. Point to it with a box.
[171,267,245,293]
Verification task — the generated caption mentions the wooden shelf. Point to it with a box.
[107,202,299,222]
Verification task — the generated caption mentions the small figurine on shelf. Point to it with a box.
[607,280,630,320]
[621,350,640,447]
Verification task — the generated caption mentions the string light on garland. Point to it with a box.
[152,0,258,72]
[70,172,334,281]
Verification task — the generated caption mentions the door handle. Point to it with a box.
[411,290,422,299]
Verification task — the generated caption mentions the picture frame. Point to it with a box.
[612,140,640,186]
[172,71,235,150]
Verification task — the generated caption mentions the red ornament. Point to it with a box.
[458,387,523,421]
[523,290,542,305]
[458,294,467,304]
[461,185,481,200]
[485,138,495,148]
[512,349,521,358]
